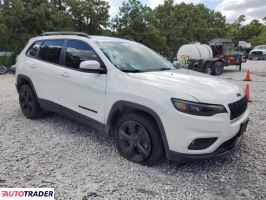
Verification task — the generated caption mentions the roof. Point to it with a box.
[90,36,134,43]
[209,38,233,46]
[35,33,133,43]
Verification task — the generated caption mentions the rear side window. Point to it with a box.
[65,40,99,69]
[38,40,64,64]
[26,40,43,57]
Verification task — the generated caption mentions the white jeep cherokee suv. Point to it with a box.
[16,32,249,166]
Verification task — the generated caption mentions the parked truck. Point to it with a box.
[209,38,245,71]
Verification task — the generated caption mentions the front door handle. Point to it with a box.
[60,72,70,77]
[30,63,37,69]
[26,61,37,69]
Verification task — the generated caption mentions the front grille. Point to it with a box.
[228,96,248,120]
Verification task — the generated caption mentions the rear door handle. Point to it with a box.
[60,71,70,77]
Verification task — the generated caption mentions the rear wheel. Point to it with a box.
[114,112,164,166]
[203,62,213,75]
[213,61,224,75]
[205,66,212,75]
[19,84,42,119]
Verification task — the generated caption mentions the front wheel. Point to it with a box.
[114,112,165,166]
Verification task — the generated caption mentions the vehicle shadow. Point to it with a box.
[222,67,242,73]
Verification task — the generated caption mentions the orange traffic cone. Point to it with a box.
[244,70,251,81]
[245,84,251,102]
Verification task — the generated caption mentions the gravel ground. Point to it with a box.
[0,60,265,200]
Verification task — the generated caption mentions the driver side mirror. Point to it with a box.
[79,60,104,73]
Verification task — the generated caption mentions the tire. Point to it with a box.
[213,61,224,75]
[114,112,165,166]
[19,84,42,119]
[204,66,212,75]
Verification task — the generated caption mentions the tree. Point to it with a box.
[0,0,110,53]
[153,0,226,58]
[112,0,166,53]
[226,15,264,45]
[65,0,110,34]
[249,26,266,46]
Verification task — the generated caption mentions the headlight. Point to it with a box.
[171,98,227,116]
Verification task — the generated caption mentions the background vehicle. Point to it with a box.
[248,45,266,60]
[209,38,245,71]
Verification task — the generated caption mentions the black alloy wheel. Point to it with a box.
[117,120,151,162]
[114,112,165,166]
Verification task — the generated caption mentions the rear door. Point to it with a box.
[31,39,65,104]
[58,39,107,123]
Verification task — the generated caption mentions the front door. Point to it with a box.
[58,39,107,124]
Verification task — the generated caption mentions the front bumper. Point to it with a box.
[168,118,248,162]
[160,104,249,161]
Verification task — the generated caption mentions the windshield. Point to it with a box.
[95,41,174,72]
[255,45,266,50]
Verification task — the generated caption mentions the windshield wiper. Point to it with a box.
[121,69,143,73]
[159,67,172,71]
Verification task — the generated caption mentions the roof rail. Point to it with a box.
[41,32,90,38]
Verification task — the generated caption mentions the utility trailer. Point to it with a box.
[177,43,224,75]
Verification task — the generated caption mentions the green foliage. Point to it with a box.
[0,0,110,53]
[0,0,265,61]
[226,15,265,46]
[112,0,166,53]
[249,26,266,46]
[65,0,110,33]
[0,54,16,67]
[153,0,226,58]
[113,0,226,59]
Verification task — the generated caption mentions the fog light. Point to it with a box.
[188,137,217,150]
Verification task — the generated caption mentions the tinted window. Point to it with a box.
[65,40,99,69]
[38,40,64,64]
[27,41,43,57]
[252,51,262,55]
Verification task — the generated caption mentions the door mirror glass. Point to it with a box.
[80,60,101,71]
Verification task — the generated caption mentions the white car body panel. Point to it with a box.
[58,67,107,123]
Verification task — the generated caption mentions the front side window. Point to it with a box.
[38,40,64,64]
[27,40,43,57]
[65,40,99,69]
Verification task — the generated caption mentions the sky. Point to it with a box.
[106,0,266,23]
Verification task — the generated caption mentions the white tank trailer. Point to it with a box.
[177,43,224,75]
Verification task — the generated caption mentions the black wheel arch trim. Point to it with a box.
[16,74,38,98]
[106,100,172,160]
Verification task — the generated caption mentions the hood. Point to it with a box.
[128,69,243,104]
